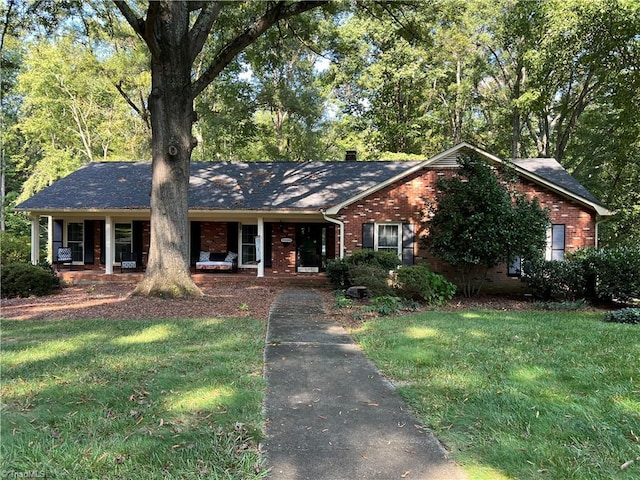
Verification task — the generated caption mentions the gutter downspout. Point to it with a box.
[321,209,345,259]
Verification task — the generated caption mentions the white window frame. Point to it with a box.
[240,224,258,267]
[114,223,133,265]
[66,221,84,264]
[546,224,566,261]
[374,223,402,258]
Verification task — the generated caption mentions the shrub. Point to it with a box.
[603,308,640,325]
[571,246,640,303]
[1,262,60,298]
[326,250,399,293]
[0,232,31,265]
[522,257,586,301]
[363,296,403,316]
[395,263,456,306]
[349,264,394,297]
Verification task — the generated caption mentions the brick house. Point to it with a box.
[17,143,612,288]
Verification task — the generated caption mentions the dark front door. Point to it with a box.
[296,224,327,272]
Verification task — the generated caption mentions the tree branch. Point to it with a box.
[112,0,144,37]
[189,1,222,62]
[192,0,327,98]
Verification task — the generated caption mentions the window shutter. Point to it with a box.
[402,223,414,266]
[84,220,95,264]
[362,223,374,249]
[53,220,64,261]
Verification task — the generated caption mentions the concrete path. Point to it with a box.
[263,289,467,480]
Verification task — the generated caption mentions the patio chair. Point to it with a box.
[120,251,138,273]
[57,247,73,271]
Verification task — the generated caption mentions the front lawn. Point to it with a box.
[0,317,267,479]
[350,310,640,480]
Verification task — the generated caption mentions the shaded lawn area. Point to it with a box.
[0,316,267,479]
[350,310,640,480]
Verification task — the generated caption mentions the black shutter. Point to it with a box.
[53,220,64,261]
[84,220,95,264]
[133,221,145,264]
[190,222,201,265]
[264,223,272,267]
[362,223,374,249]
[402,223,414,266]
[227,222,239,253]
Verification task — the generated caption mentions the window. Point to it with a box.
[375,223,401,257]
[508,256,522,276]
[547,224,566,261]
[67,222,84,262]
[241,224,258,265]
[115,223,132,263]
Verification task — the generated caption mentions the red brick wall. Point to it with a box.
[332,166,598,291]
[270,223,297,274]
[199,222,228,253]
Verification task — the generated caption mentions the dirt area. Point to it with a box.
[1,282,609,322]
[0,283,283,321]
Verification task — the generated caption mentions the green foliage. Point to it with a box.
[1,262,60,298]
[395,263,456,306]
[363,296,404,316]
[570,246,640,303]
[0,232,31,265]
[326,250,400,290]
[603,308,640,325]
[523,257,587,301]
[425,153,549,297]
[524,246,640,303]
[333,290,355,309]
[348,264,394,298]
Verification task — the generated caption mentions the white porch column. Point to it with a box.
[257,217,264,278]
[30,216,40,265]
[47,216,53,264]
[105,216,114,274]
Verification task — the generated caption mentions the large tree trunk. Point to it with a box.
[132,3,201,297]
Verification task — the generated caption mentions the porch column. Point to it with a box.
[30,216,40,265]
[257,217,264,278]
[105,216,114,274]
[47,216,53,264]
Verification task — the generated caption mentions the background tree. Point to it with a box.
[423,153,549,297]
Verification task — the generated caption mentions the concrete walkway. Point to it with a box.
[263,289,467,480]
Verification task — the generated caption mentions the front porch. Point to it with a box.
[55,268,331,288]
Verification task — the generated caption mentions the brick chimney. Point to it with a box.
[345,150,357,162]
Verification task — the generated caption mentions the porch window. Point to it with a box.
[546,224,566,261]
[241,224,258,265]
[375,223,401,257]
[115,223,132,263]
[67,222,84,262]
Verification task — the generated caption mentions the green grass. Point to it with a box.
[0,316,267,479]
[350,310,640,480]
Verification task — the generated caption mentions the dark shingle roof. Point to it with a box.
[16,161,421,212]
[512,158,604,206]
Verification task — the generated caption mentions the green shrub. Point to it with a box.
[603,308,640,324]
[0,231,31,265]
[571,246,640,303]
[349,264,394,297]
[363,296,403,316]
[1,262,61,298]
[523,257,586,301]
[326,250,400,293]
[395,263,456,305]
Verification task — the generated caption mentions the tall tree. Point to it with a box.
[111,1,327,297]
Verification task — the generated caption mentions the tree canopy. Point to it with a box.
[1,0,638,276]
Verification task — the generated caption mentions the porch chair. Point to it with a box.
[57,247,73,271]
[120,251,138,273]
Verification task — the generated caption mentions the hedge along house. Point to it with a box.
[16,143,612,288]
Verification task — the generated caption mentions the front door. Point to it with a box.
[296,224,326,273]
